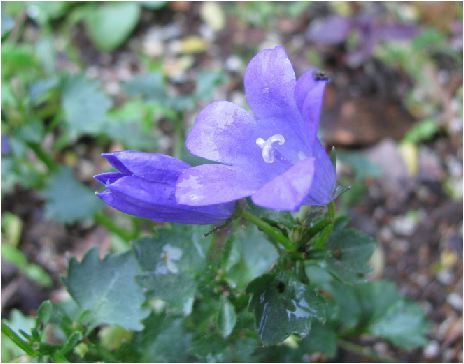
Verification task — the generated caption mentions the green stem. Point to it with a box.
[239,208,295,252]
[26,142,58,172]
[337,339,395,363]
[173,114,184,159]
[94,213,133,243]
[2,322,35,356]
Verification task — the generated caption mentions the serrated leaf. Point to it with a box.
[327,280,362,329]
[62,75,111,137]
[133,313,190,362]
[368,300,429,350]
[354,280,429,349]
[217,296,237,338]
[85,3,141,51]
[355,280,401,321]
[224,225,278,291]
[326,227,376,283]
[300,321,337,358]
[41,167,103,224]
[133,225,212,315]
[247,274,326,346]
[62,248,149,331]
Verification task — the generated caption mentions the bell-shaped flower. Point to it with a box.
[176,46,335,211]
[94,151,234,224]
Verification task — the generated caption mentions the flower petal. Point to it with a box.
[102,151,189,181]
[94,172,126,186]
[185,101,258,166]
[294,69,328,141]
[243,46,311,155]
[100,175,234,224]
[304,140,336,205]
[251,157,315,211]
[176,164,262,206]
[244,45,297,119]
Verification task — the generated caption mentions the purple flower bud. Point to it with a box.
[176,46,336,212]
[94,151,235,224]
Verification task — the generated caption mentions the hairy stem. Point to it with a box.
[239,208,295,252]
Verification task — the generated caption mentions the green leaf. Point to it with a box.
[354,280,429,349]
[194,70,227,102]
[217,296,237,338]
[247,274,326,346]
[327,281,362,330]
[133,313,190,362]
[1,13,14,37]
[402,118,439,144]
[41,167,103,224]
[224,225,278,291]
[122,72,166,101]
[27,2,71,23]
[1,244,52,287]
[62,248,149,331]
[35,301,53,328]
[367,300,429,350]
[326,227,376,283]
[337,151,382,180]
[300,321,337,358]
[133,225,212,315]
[355,281,401,322]
[61,75,112,137]
[85,3,141,51]
[1,44,39,80]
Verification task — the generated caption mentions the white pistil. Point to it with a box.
[256,134,285,163]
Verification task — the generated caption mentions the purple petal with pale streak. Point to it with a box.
[243,45,297,119]
[252,157,315,211]
[304,140,336,205]
[186,101,260,167]
[294,69,327,141]
[100,175,234,224]
[176,164,262,206]
[102,151,189,182]
[94,172,125,186]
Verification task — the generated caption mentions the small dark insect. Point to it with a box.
[313,71,329,81]
[276,281,286,293]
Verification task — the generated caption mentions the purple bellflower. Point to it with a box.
[175,46,336,212]
[307,13,419,66]
[94,151,234,224]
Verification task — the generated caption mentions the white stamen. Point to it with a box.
[256,134,285,163]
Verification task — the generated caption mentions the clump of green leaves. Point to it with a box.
[2,204,429,362]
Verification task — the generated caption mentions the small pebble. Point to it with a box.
[225,56,243,73]
[423,341,439,358]
[378,227,393,242]
[437,268,454,285]
[447,293,463,311]
[392,215,416,236]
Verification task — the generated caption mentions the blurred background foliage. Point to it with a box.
[1,1,462,362]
